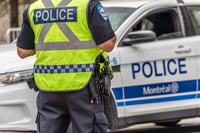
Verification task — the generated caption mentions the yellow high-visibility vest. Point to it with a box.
[29,0,102,91]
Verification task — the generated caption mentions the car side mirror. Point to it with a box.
[122,30,156,46]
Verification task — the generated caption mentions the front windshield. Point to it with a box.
[105,7,135,31]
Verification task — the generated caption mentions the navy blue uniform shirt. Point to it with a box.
[17,0,115,49]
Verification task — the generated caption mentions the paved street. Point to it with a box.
[1,117,200,133]
[110,117,200,133]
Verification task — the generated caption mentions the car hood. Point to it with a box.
[0,44,35,74]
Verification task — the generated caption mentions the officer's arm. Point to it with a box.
[98,35,116,52]
[16,7,35,59]
[17,46,35,59]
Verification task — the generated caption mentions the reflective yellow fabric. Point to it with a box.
[29,0,93,44]
[29,0,102,91]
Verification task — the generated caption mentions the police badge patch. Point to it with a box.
[96,4,108,22]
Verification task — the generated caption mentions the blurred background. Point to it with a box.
[0,0,36,44]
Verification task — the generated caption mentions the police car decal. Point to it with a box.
[110,57,118,65]
[112,80,197,106]
[132,58,187,79]
[198,80,200,98]
[96,4,108,22]
[33,7,77,24]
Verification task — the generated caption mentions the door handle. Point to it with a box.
[175,45,191,53]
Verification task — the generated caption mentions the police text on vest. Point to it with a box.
[33,7,77,24]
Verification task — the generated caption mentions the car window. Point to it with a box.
[187,6,200,35]
[105,7,135,31]
[132,10,183,40]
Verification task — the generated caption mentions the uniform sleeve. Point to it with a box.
[88,0,115,45]
[17,8,35,50]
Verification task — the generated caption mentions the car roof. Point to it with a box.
[100,0,155,8]
[182,0,200,5]
[101,0,200,8]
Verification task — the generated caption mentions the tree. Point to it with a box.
[9,0,36,27]
[10,0,18,27]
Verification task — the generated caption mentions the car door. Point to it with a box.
[183,4,200,115]
[118,7,198,120]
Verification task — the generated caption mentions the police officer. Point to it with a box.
[16,0,116,132]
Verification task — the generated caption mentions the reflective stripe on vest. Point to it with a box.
[29,0,102,91]
[34,64,94,73]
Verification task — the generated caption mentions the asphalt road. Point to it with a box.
[0,117,200,133]
[109,117,200,133]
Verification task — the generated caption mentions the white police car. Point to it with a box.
[1,0,200,131]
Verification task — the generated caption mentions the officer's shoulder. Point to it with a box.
[90,0,99,2]
[89,0,101,5]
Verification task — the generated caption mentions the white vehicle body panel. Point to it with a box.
[119,37,198,117]
[0,83,37,130]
